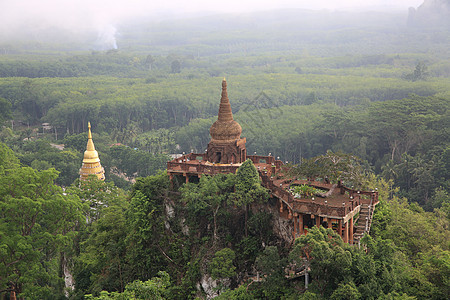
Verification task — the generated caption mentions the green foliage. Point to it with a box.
[403,61,429,82]
[175,118,213,153]
[171,60,181,74]
[123,272,170,300]
[134,128,176,155]
[0,163,83,298]
[74,194,128,295]
[0,142,19,174]
[291,184,321,197]
[125,173,170,280]
[211,248,236,280]
[431,186,449,209]
[288,222,448,299]
[170,259,201,299]
[330,281,361,300]
[291,150,370,189]
[247,211,273,247]
[0,61,447,206]
[64,132,89,152]
[289,227,351,297]
[377,292,417,300]
[372,198,448,262]
[181,173,234,242]
[109,145,170,178]
[0,97,11,123]
[85,271,170,300]
[255,246,288,299]
[10,139,82,186]
[233,159,269,237]
[214,284,255,300]
[368,198,449,299]
[73,173,173,297]
[296,291,323,300]
[71,176,127,222]
[233,159,269,207]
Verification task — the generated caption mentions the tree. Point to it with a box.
[171,60,181,73]
[144,54,155,71]
[0,166,83,298]
[291,151,369,189]
[430,187,449,210]
[232,159,269,236]
[69,176,126,223]
[84,271,170,300]
[211,248,236,280]
[369,197,449,299]
[214,284,255,300]
[124,173,170,280]
[255,246,288,299]
[74,193,129,296]
[122,271,170,299]
[175,118,213,153]
[330,282,361,300]
[289,227,352,297]
[304,91,318,105]
[63,132,89,152]
[371,198,448,265]
[108,145,170,179]
[0,97,11,123]
[0,143,19,174]
[403,61,429,81]
[181,173,234,243]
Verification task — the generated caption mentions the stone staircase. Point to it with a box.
[353,203,375,244]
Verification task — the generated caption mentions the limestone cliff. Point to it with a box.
[408,0,450,29]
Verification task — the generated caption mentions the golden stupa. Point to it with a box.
[79,122,105,181]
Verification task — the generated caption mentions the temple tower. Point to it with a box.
[79,122,105,181]
[207,79,246,164]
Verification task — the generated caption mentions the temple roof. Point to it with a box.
[209,79,242,142]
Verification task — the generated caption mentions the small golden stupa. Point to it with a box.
[79,122,105,181]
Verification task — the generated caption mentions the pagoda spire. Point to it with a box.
[206,79,246,163]
[217,78,234,122]
[79,122,105,181]
[209,78,242,142]
[86,122,95,151]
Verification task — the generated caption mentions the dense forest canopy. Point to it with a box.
[0,3,449,299]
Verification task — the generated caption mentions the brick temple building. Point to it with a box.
[167,79,378,244]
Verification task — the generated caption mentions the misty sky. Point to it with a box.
[0,0,424,40]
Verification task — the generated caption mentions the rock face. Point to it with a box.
[62,254,74,297]
[408,0,450,29]
[199,274,219,300]
[273,215,293,245]
[252,201,293,245]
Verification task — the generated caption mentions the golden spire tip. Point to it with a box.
[87,122,92,139]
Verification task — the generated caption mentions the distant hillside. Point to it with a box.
[408,0,450,29]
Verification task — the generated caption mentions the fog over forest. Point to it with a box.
[0,0,427,51]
